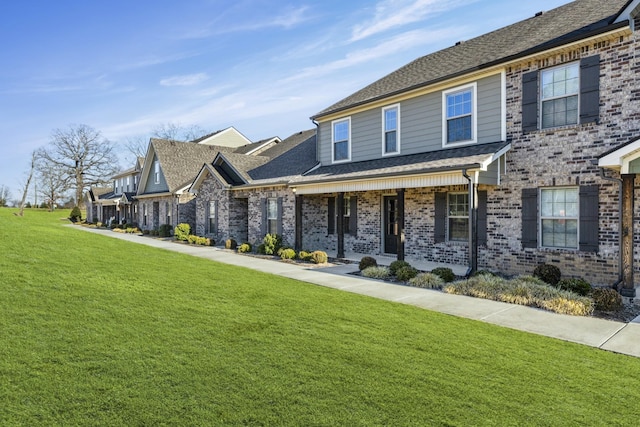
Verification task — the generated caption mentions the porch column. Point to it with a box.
[467,175,478,275]
[397,189,405,261]
[295,194,303,252]
[337,192,345,258]
[621,174,635,297]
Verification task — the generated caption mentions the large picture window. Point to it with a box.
[332,118,351,162]
[448,193,468,242]
[541,63,579,129]
[540,187,578,249]
[382,105,399,154]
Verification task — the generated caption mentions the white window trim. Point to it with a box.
[447,192,469,242]
[154,161,160,184]
[442,82,477,147]
[539,62,580,130]
[538,186,579,250]
[331,117,351,164]
[381,104,401,156]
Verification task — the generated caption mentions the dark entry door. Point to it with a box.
[384,196,398,254]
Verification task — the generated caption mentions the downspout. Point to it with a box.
[462,169,476,277]
[599,167,624,290]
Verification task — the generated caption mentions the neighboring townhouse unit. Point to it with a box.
[191,126,253,147]
[190,129,316,245]
[293,0,639,296]
[85,157,144,225]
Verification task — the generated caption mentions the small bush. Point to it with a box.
[158,224,173,237]
[310,250,328,264]
[362,266,391,279]
[262,233,283,255]
[257,244,266,255]
[533,263,561,285]
[556,278,591,296]
[69,206,82,223]
[359,256,378,271]
[396,266,419,281]
[150,229,159,236]
[225,239,237,250]
[142,229,150,235]
[187,235,199,244]
[238,243,252,253]
[431,267,455,283]
[591,287,623,311]
[280,248,297,260]
[112,227,124,233]
[175,223,191,241]
[389,260,411,276]
[96,222,103,228]
[409,273,445,289]
[472,269,498,277]
[298,250,312,261]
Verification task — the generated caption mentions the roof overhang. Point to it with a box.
[598,137,640,173]
[135,192,173,199]
[292,144,510,195]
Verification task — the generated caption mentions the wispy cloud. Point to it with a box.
[350,0,472,42]
[160,73,209,87]
[282,28,453,83]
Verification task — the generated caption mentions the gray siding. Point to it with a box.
[143,154,169,193]
[318,73,503,165]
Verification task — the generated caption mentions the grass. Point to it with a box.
[1,208,640,425]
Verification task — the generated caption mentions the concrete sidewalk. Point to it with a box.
[73,226,640,358]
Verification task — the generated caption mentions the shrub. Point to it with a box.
[194,236,212,246]
[69,206,82,223]
[431,267,455,283]
[359,256,378,271]
[125,227,140,234]
[472,269,498,277]
[238,243,252,253]
[150,229,159,236]
[158,224,173,237]
[389,260,411,276]
[362,266,391,279]
[298,250,312,261]
[262,233,282,255]
[257,244,266,255]
[533,263,561,285]
[225,239,237,250]
[142,229,150,235]
[396,266,419,281]
[310,250,328,264]
[175,223,191,241]
[409,273,445,289]
[187,235,199,244]
[280,248,297,260]
[112,227,124,233]
[556,278,591,296]
[96,221,103,228]
[591,287,623,311]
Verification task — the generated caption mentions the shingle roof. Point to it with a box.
[150,138,234,191]
[247,130,317,183]
[312,0,630,118]
[292,141,509,185]
[233,137,279,155]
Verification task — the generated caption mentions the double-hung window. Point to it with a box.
[444,84,476,145]
[166,202,171,225]
[126,176,130,192]
[342,196,351,234]
[540,187,578,249]
[448,193,469,242]
[332,118,351,162]
[541,63,579,129]
[382,105,399,155]
[143,204,148,226]
[267,198,278,235]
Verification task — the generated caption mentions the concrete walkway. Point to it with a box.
[74,226,640,359]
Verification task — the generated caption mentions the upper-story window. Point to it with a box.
[134,175,138,191]
[541,63,579,129]
[332,118,351,163]
[126,176,130,192]
[154,161,160,184]
[114,179,118,193]
[443,83,476,146]
[382,105,400,155]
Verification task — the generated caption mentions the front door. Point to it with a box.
[384,196,398,254]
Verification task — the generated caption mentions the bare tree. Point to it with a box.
[17,151,36,216]
[123,135,148,159]
[151,122,208,142]
[40,124,119,207]
[0,184,10,207]
[36,155,71,211]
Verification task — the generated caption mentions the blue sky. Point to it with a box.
[0,0,570,201]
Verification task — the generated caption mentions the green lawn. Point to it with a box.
[1,208,640,426]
